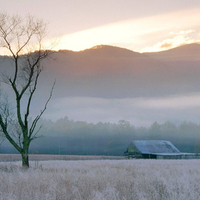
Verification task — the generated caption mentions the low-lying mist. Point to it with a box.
[1,117,200,155]
[42,93,200,127]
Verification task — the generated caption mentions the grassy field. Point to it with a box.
[0,157,200,200]
[0,154,123,162]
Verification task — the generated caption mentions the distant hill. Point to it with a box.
[144,43,200,62]
[1,43,200,101]
[144,43,200,96]
[37,43,200,99]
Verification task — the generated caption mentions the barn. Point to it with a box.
[124,140,200,159]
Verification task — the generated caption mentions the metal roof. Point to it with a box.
[131,140,180,154]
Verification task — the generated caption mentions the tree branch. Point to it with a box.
[29,80,55,140]
[0,114,22,153]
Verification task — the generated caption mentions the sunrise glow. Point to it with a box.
[42,7,200,53]
[1,7,200,55]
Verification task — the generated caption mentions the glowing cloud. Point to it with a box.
[141,29,199,52]
[43,7,200,53]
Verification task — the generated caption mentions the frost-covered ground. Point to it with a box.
[0,159,200,200]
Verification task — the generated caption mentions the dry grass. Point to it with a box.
[0,159,200,200]
[0,154,123,162]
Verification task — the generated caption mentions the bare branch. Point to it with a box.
[0,115,22,153]
[29,80,55,140]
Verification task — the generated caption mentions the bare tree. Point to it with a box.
[0,13,54,168]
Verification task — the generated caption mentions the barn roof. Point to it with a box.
[131,140,180,154]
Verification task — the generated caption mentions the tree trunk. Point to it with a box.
[21,149,29,168]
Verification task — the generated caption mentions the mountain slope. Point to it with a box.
[41,45,177,98]
[144,43,200,96]
[1,43,200,100]
[145,43,200,62]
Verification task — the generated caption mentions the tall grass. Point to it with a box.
[0,159,200,200]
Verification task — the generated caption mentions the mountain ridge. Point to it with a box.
[144,43,200,61]
[1,43,200,99]
[37,42,200,99]
[57,42,200,55]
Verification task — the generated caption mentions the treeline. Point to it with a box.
[1,117,200,155]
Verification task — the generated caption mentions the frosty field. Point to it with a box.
[0,159,200,200]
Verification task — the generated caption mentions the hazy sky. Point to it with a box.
[1,0,200,52]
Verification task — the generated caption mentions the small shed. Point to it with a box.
[124,140,182,159]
